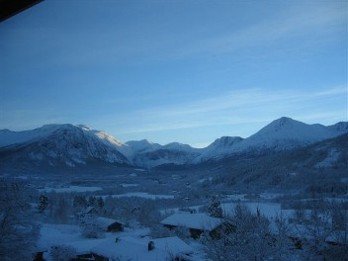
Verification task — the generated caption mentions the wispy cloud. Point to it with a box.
[134,85,347,118]
[95,85,345,139]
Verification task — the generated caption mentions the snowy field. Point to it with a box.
[38,223,202,261]
[221,202,283,219]
[38,186,103,193]
[101,192,175,200]
[121,183,139,188]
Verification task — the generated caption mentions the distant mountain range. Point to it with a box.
[0,117,347,170]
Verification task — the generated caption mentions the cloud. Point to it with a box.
[135,85,347,118]
[110,85,347,135]
[314,85,348,96]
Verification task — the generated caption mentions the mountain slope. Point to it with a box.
[0,124,129,168]
[213,133,348,191]
[0,124,71,147]
[121,139,162,160]
[131,142,202,168]
[194,136,243,163]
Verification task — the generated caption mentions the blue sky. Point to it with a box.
[0,0,347,147]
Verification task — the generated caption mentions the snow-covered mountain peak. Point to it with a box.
[163,142,196,151]
[126,139,161,152]
[234,117,346,152]
[126,139,154,146]
[0,124,129,167]
[262,117,310,132]
[77,124,92,131]
[41,123,75,131]
[91,130,124,147]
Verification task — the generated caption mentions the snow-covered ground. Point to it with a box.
[134,168,147,172]
[121,183,139,188]
[161,200,288,219]
[220,201,296,220]
[299,197,348,203]
[224,194,248,201]
[38,224,147,260]
[38,186,102,193]
[101,192,175,200]
[38,223,201,261]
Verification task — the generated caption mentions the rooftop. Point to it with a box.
[161,212,223,231]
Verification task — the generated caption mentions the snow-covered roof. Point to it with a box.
[96,217,122,229]
[161,212,223,231]
[151,236,194,255]
[91,236,193,260]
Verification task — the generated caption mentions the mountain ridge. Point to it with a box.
[1,117,347,169]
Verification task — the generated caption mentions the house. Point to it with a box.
[150,236,194,258]
[161,212,230,239]
[96,217,124,232]
[72,252,108,261]
[87,236,194,260]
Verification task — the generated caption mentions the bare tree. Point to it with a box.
[207,196,223,218]
[0,179,40,261]
[204,204,284,260]
[78,213,104,238]
[329,201,348,245]
[272,214,292,260]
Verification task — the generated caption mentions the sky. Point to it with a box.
[0,0,347,147]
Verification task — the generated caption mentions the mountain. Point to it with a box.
[0,117,347,170]
[0,124,129,168]
[121,139,161,159]
[231,117,348,152]
[131,142,201,168]
[194,136,243,163]
[194,117,348,163]
[117,140,200,168]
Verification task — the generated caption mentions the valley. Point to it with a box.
[1,117,347,260]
